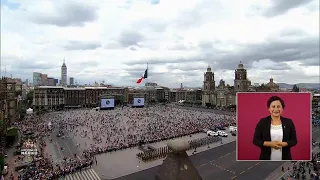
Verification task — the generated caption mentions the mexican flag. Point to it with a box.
[136,68,148,84]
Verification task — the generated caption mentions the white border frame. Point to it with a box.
[133,97,145,107]
[236,92,312,162]
[100,98,115,108]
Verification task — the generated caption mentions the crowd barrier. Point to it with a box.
[136,136,222,162]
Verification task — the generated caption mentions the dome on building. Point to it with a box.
[237,61,244,69]
[207,65,212,72]
[266,78,279,88]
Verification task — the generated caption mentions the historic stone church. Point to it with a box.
[202,62,253,107]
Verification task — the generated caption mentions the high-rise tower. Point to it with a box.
[61,58,67,86]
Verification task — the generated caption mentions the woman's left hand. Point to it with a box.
[276,141,288,147]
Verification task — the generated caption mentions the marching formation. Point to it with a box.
[44,105,236,155]
[136,136,222,162]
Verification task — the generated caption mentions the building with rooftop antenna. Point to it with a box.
[61,58,67,86]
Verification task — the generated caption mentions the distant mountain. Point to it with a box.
[277,83,293,89]
[278,83,320,89]
[183,86,202,89]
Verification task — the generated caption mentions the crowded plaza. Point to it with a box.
[5,105,236,179]
[45,105,236,156]
[4,113,95,180]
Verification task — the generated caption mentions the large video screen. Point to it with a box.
[133,97,144,106]
[101,99,115,108]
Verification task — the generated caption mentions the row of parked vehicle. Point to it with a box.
[204,126,238,137]
[206,130,228,137]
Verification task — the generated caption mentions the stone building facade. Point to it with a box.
[202,65,216,105]
[266,78,280,92]
[234,62,251,92]
[202,62,252,107]
[33,86,128,110]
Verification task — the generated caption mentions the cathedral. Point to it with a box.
[202,62,253,107]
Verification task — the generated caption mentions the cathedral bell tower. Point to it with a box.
[202,65,216,107]
[203,65,215,91]
[234,61,250,91]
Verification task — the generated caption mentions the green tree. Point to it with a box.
[17,90,34,120]
[0,153,4,174]
[26,90,34,108]
[313,99,318,108]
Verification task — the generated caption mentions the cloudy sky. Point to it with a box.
[1,0,319,87]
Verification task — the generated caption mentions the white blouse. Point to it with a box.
[270,124,283,160]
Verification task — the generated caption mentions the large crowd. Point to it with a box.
[8,105,236,179]
[9,114,95,179]
[44,105,236,156]
[310,152,320,179]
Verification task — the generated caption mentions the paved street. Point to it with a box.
[60,168,101,180]
[114,128,320,180]
[114,141,282,180]
[50,129,83,160]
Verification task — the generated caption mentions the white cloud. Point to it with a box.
[1,0,319,87]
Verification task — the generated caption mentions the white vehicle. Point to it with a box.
[178,100,185,104]
[217,130,228,137]
[207,130,218,137]
[229,126,237,132]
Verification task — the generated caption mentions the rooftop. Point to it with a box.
[36,86,126,90]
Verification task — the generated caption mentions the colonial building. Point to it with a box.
[255,78,280,92]
[265,78,280,92]
[0,77,22,125]
[202,62,252,107]
[126,86,202,104]
[170,88,202,103]
[215,79,236,107]
[33,86,128,110]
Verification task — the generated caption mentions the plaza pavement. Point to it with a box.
[93,132,236,179]
[115,126,320,180]
[114,141,283,180]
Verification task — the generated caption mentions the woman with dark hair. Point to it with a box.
[253,96,297,160]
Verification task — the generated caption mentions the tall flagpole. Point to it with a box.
[146,63,149,84]
[146,63,149,104]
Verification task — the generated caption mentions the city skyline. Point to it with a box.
[1,0,319,87]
